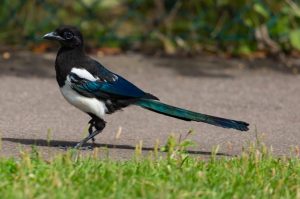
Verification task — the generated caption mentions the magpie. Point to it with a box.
[43,25,249,149]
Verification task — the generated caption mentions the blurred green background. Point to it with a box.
[1,0,300,56]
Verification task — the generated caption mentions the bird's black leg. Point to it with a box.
[88,119,95,142]
[74,118,106,149]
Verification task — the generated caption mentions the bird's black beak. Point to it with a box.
[43,31,65,41]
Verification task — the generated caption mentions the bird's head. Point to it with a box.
[43,25,83,48]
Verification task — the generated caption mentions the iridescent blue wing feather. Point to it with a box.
[69,72,147,99]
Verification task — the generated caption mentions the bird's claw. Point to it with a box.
[58,145,68,150]
[75,145,94,151]
[57,145,94,151]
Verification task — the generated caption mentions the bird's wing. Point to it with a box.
[68,69,147,99]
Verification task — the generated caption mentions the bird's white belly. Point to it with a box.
[60,84,107,119]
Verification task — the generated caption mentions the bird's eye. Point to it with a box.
[64,32,74,40]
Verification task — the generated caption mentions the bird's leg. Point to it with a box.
[88,119,95,142]
[74,118,106,149]
[74,129,102,149]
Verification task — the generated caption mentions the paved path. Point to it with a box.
[0,52,299,159]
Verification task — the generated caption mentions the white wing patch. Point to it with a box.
[60,73,107,119]
[71,68,98,81]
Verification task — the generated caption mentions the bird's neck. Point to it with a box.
[55,46,86,87]
[57,46,85,59]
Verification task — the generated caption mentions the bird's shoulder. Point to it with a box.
[83,57,118,83]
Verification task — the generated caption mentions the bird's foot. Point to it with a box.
[58,145,69,150]
[75,145,94,151]
[74,142,95,150]
[57,145,94,151]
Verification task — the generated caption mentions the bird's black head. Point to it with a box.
[43,25,83,48]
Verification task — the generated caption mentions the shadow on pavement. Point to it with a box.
[152,57,235,78]
[2,137,230,156]
[0,52,55,78]
[152,55,297,77]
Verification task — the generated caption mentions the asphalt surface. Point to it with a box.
[0,51,299,159]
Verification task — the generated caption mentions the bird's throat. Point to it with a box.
[55,46,86,87]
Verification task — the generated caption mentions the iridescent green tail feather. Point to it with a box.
[136,99,249,131]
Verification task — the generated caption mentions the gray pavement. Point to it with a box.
[0,52,299,159]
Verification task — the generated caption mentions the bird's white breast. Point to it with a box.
[60,68,107,118]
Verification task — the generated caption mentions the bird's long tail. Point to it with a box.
[135,99,249,131]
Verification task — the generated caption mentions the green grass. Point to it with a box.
[0,139,299,199]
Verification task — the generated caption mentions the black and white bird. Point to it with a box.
[43,26,249,149]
